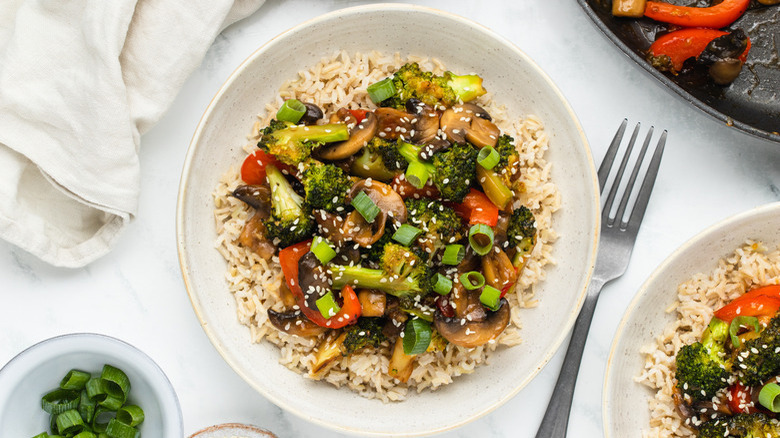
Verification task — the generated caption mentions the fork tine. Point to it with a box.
[625,130,667,236]
[597,118,628,190]
[614,126,655,229]
[603,122,641,226]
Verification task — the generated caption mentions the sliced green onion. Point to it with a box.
[56,409,85,435]
[32,434,50,438]
[116,405,145,427]
[351,191,381,224]
[85,377,108,403]
[98,394,124,411]
[74,431,97,438]
[79,389,96,423]
[41,389,80,415]
[459,271,485,290]
[433,273,453,296]
[468,223,495,256]
[311,236,337,264]
[759,382,780,413]
[101,365,130,402]
[477,146,500,170]
[392,224,422,246]
[729,315,759,347]
[105,418,138,438]
[315,291,341,319]
[405,161,430,189]
[480,285,502,311]
[442,244,465,265]
[403,318,432,355]
[366,78,396,103]
[275,99,306,124]
[92,406,116,433]
[60,369,91,390]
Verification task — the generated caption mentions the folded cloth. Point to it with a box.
[0,0,264,267]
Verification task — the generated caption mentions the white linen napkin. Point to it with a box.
[0,0,264,267]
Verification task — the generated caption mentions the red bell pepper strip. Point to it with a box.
[240,150,291,185]
[278,240,361,328]
[451,188,499,227]
[390,173,440,199]
[348,109,368,124]
[714,285,780,324]
[644,0,750,29]
[728,381,758,414]
[649,28,751,72]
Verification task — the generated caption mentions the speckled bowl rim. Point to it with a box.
[0,332,183,436]
[603,201,780,437]
[188,422,277,438]
[177,3,598,436]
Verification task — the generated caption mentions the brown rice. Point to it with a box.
[636,241,780,436]
[212,51,561,401]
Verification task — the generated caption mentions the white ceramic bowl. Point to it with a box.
[604,201,780,437]
[0,333,183,437]
[177,4,599,436]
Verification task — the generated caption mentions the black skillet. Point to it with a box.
[576,0,780,143]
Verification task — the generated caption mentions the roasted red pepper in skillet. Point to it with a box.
[714,285,780,324]
[648,28,751,72]
[644,0,750,29]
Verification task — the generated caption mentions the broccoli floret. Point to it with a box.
[381,62,487,110]
[698,413,780,438]
[737,313,780,387]
[404,198,464,253]
[341,317,387,356]
[507,206,537,266]
[359,229,394,265]
[430,142,478,202]
[675,318,731,402]
[330,243,432,298]
[258,121,349,165]
[263,164,315,247]
[298,160,351,213]
[494,134,520,180]
[351,137,408,181]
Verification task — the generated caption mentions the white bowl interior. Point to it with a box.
[178,4,599,436]
[0,333,182,437]
[604,201,780,437]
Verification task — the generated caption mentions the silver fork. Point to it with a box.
[535,119,667,438]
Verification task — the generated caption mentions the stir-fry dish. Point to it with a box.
[638,242,780,437]
[214,53,559,399]
[611,0,776,85]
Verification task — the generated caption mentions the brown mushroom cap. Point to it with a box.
[340,179,407,247]
[375,107,414,141]
[232,184,271,219]
[434,299,510,348]
[267,309,329,337]
[406,99,440,145]
[709,58,743,85]
[440,104,500,148]
[482,247,518,292]
[317,110,378,160]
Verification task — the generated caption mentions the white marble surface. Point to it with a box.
[1,1,778,437]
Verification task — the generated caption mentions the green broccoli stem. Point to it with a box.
[331,265,422,296]
[265,164,306,219]
[445,72,486,103]
[285,123,350,143]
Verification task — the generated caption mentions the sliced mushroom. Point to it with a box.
[232,184,271,218]
[440,104,500,148]
[310,332,347,378]
[434,299,510,348]
[418,138,451,161]
[299,102,324,125]
[267,309,329,337]
[298,252,330,310]
[341,179,407,246]
[237,213,275,260]
[406,98,440,145]
[482,248,518,291]
[315,210,348,245]
[317,109,378,160]
[382,296,407,340]
[709,59,743,85]
[449,282,487,322]
[375,107,414,141]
